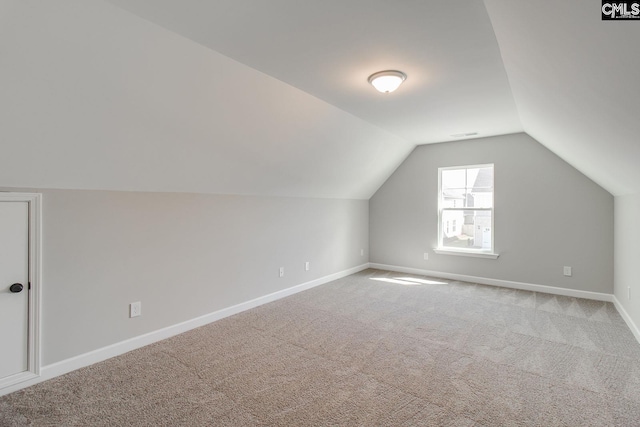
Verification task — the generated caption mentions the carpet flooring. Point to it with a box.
[2,269,640,426]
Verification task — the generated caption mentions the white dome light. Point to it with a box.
[368,70,407,93]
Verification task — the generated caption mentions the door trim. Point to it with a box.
[0,192,41,390]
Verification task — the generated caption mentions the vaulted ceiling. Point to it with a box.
[1,0,638,198]
[103,0,523,144]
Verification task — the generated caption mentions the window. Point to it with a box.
[437,164,496,257]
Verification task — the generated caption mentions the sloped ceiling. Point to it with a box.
[103,0,523,144]
[484,0,640,196]
[0,0,412,199]
[2,1,637,198]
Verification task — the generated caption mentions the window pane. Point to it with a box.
[467,167,493,189]
[442,166,493,209]
[441,210,492,250]
[442,169,465,190]
[469,190,493,208]
[441,188,465,208]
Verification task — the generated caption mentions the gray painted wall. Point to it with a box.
[14,189,368,365]
[615,194,640,331]
[369,133,613,293]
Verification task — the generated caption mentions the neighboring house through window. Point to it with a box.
[438,164,494,255]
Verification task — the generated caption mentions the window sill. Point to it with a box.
[433,248,500,259]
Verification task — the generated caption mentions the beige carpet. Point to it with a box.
[2,269,640,426]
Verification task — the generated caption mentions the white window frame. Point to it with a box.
[434,164,499,259]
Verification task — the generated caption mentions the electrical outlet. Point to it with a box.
[424,252,429,260]
[360,249,364,256]
[279,267,284,277]
[563,266,572,277]
[130,301,141,318]
[305,261,310,271]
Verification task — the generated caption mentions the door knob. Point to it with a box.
[9,283,23,293]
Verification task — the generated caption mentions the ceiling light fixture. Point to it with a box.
[368,70,407,93]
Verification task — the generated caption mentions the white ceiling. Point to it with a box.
[485,0,640,196]
[104,0,523,145]
[0,0,412,199]
[2,0,638,198]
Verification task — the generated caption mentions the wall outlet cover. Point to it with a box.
[130,301,141,318]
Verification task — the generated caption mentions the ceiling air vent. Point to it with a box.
[450,132,479,138]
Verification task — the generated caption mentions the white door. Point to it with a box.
[0,201,30,380]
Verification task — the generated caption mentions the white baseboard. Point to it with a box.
[612,296,640,344]
[4,262,635,398]
[0,263,368,397]
[369,263,614,302]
